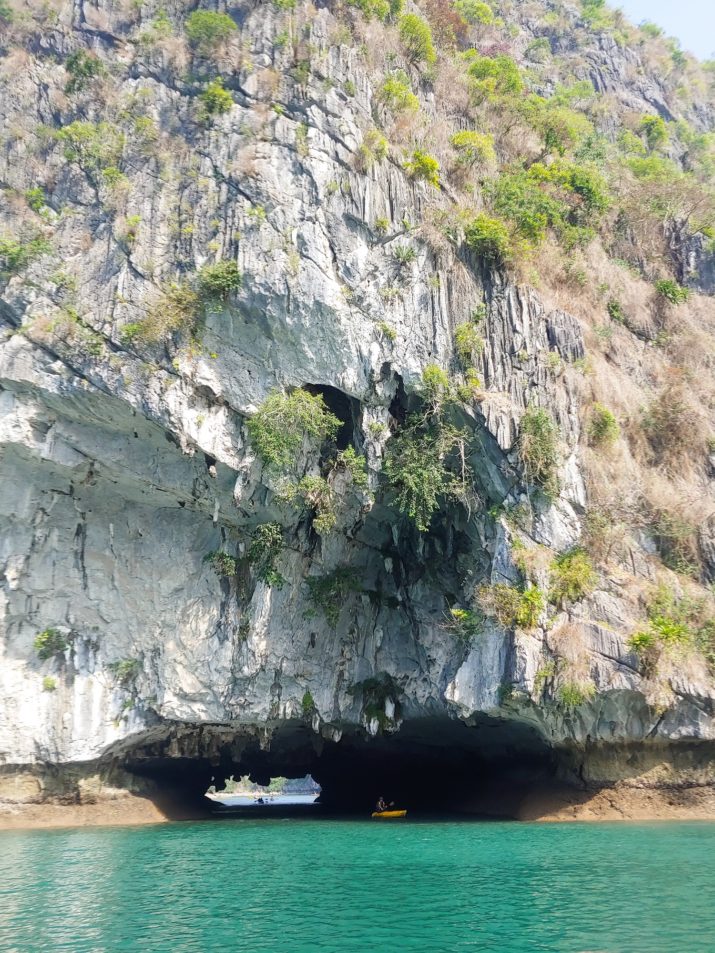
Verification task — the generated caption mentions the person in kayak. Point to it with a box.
[375,796,394,812]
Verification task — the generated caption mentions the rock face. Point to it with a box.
[0,0,714,805]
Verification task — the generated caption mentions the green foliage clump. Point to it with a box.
[476,584,545,630]
[456,368,482,404]
[34,629,68,661]
[57,121,124,172]
[204,551,239,577]
[454,322,483,368]
[121,283,199,346]
[579,0,612,31]
[650,510,699,576]
[628,586,715,672]
[301,691,315,716]
[639,115,669,152]
[357,129,389,170]
[247,390,341,472]
[588,403,620,447]
[655,279,690,305]
[557,681,595,709]
[378,72,419,112]
[464,214,512,263]
[335,446,369,490]
[549,549,597,606]
[404,150,440,187]
[377,320,396,341]
[65,50,105,93]
[446,607,482,641]
[199,79,234,118]
[466,53,523,102]
[450,130,495,167]
[421,364,453,413]
[0,234,51,276]
[384,422,468,531]
[198,260,242,300]
[398,13,436,66]
[42,676,57,692]
[25,188,47,213]
[520,94,594,157]
[454,0,493,24]
[606,299,626,323]
[293,475,337,535]
[517,407,560,498]
[185,10,237,52]
[393,244,417,265]
[347,0,402,21]
[490,161,610,249]
[306,569,358,626]
[107,658,142,688]
[247,523,285,588]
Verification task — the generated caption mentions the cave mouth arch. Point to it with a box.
[107,715,561,819]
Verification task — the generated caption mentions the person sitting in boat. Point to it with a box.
[376,796,393,812]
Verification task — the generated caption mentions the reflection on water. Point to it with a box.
[1,820,714,952]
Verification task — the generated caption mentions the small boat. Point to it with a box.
[371,809,407,819]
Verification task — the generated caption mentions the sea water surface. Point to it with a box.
[1,818,714,953]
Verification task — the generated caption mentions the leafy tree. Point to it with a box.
[421,364,453,413]
[466,53,523,101]
[57,121,124,171]
[379,72,419,112]
[588,404,620,447]
[454,0,493,25]
[404,149,440,187]
[34,629,68,661]
[0,235,51,276]
[464,214,512,263]
[185,11,237,52]
[450,130,495,166]
[198,260,242,299]
[639,114,669,152]
[384,422,468,531]
[247,390,341,471]
[247,523,285,587]
[65,50,105,93]
[306,569,359,626]
[204,551,239,576]
[200,79,234,118]
[398,13,437,65]
[347,0,402,21]
[454,322,483,368]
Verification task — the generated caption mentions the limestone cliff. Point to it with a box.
[1,0,714,807]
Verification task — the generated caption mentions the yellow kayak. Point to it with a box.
[371,810,407,819]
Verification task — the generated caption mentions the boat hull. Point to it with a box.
[371,810,407,819]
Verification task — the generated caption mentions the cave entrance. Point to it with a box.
[303,383,359,451]
[114,714,561,821]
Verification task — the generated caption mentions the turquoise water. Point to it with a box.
[1,819,715,952]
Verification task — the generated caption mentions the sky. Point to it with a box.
[616,0,714,60]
